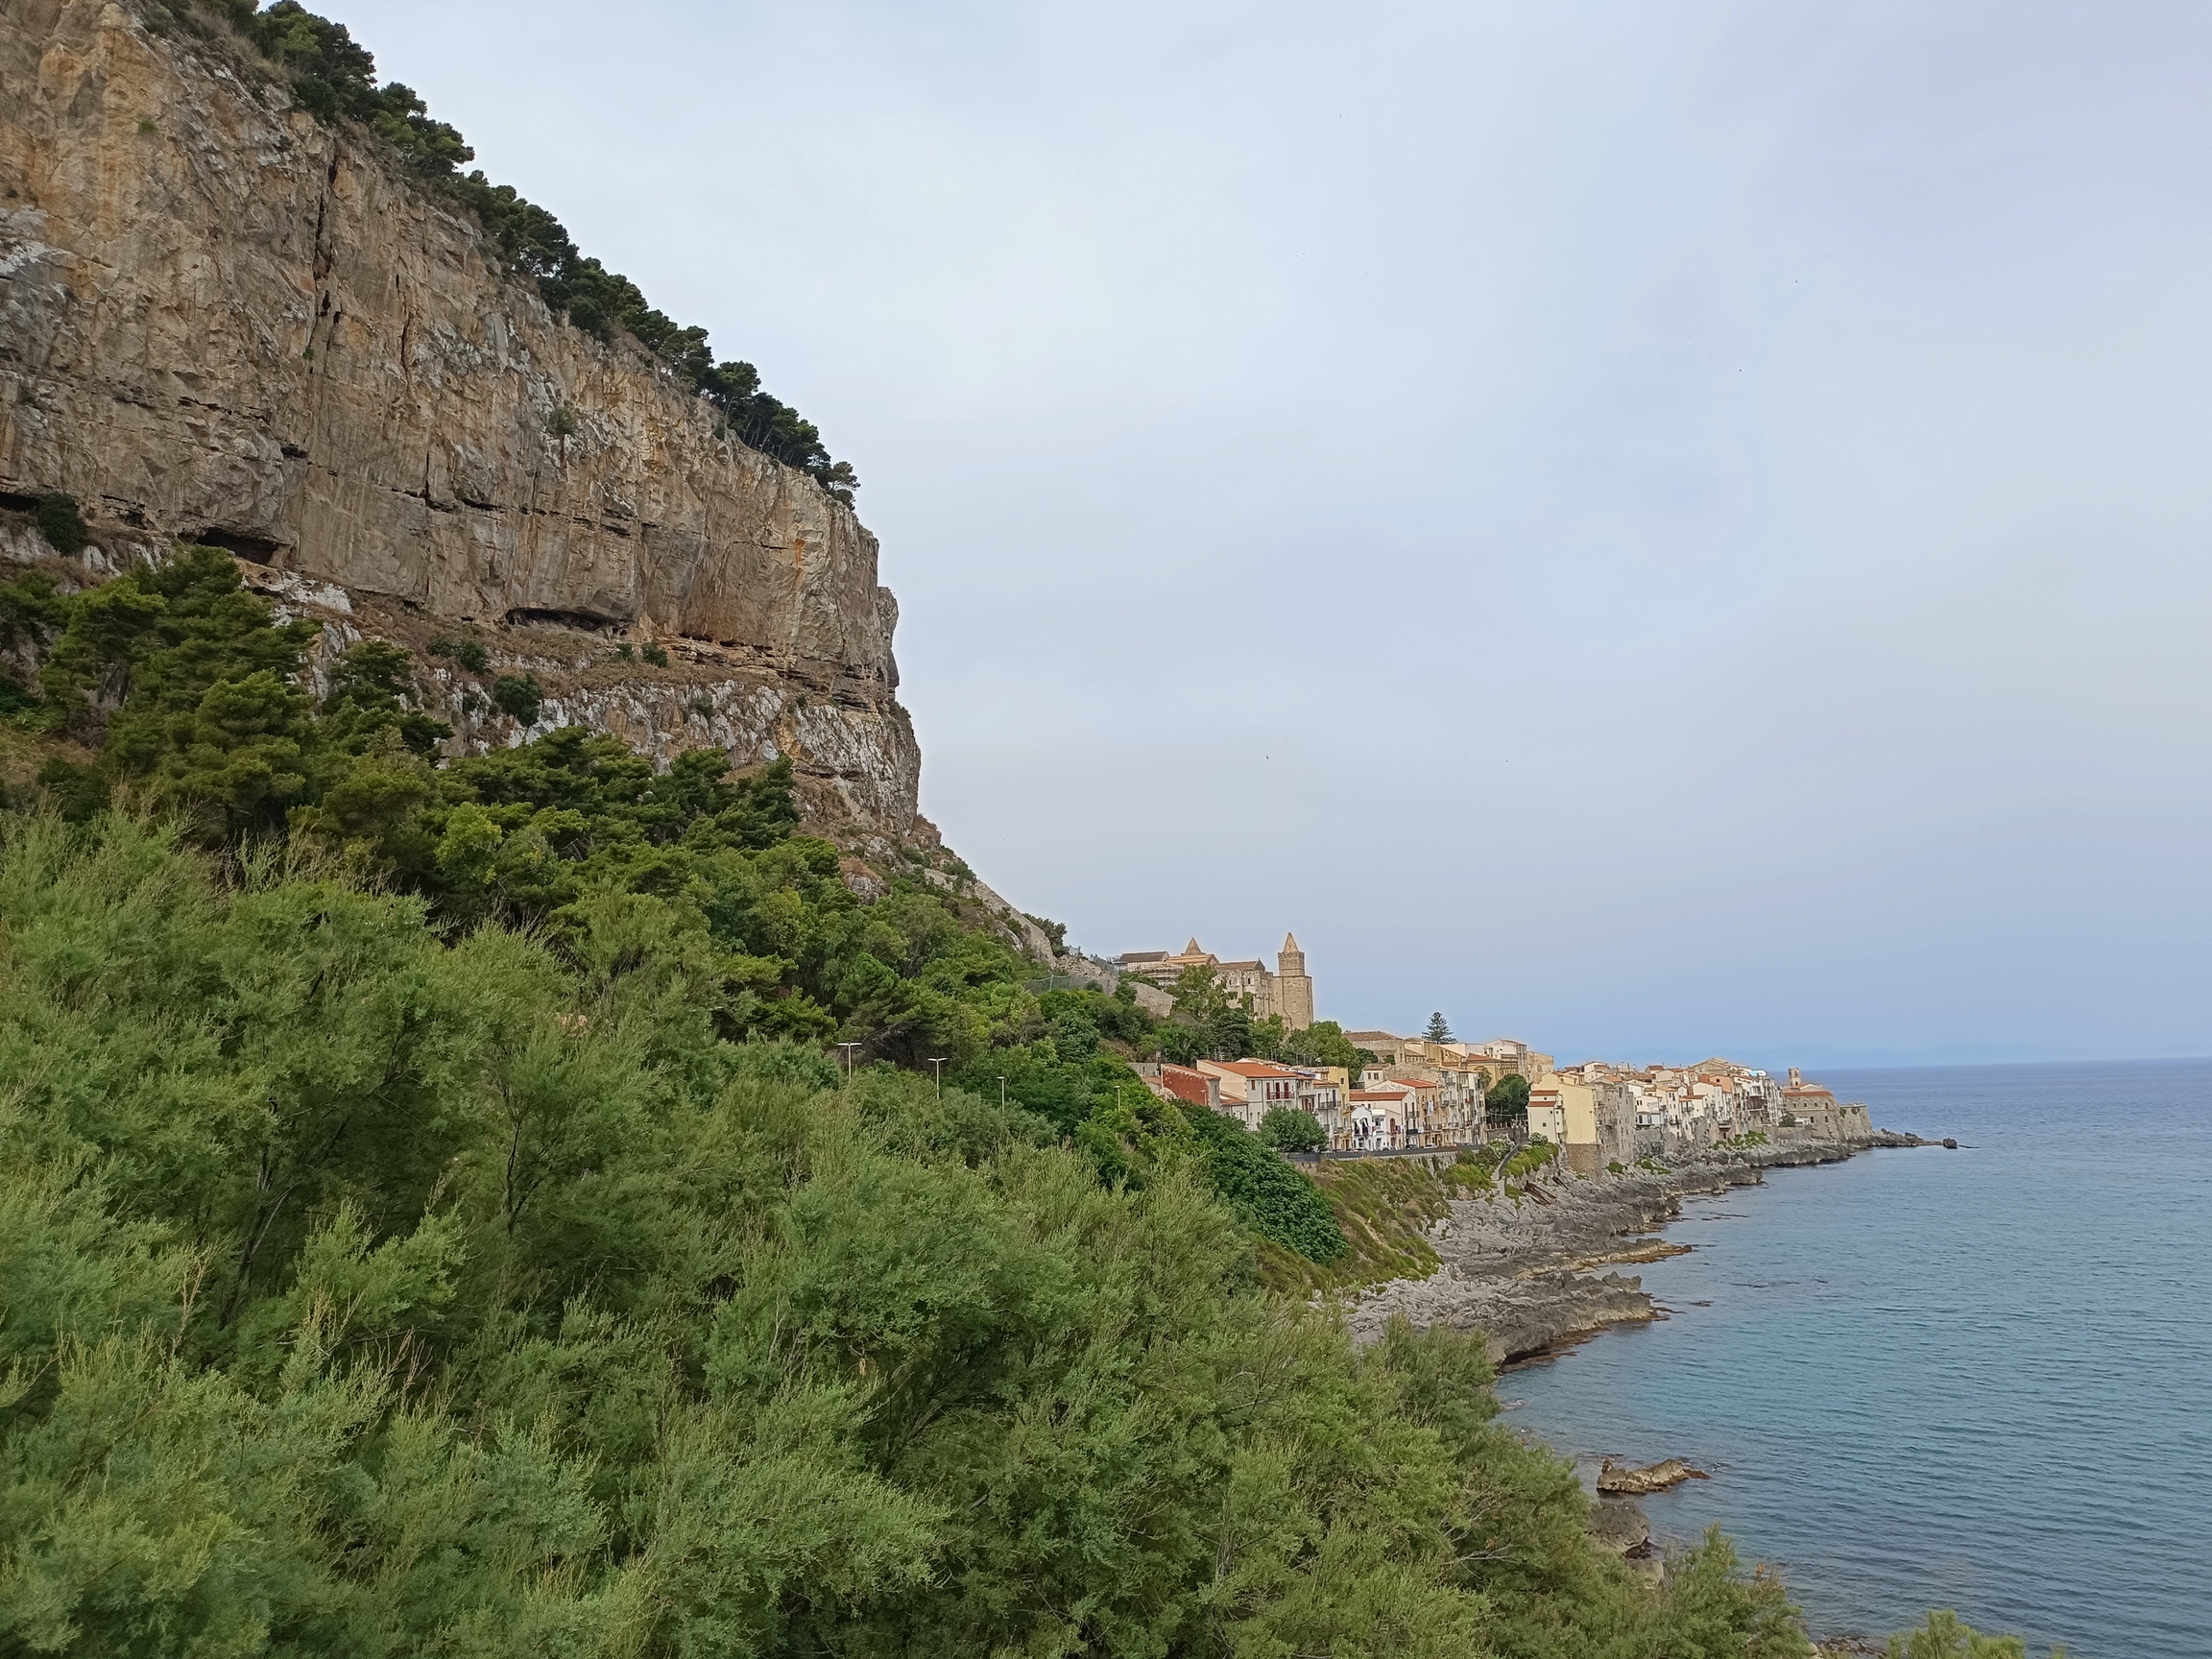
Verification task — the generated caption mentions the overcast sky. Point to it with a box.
[329,0,2212,1068]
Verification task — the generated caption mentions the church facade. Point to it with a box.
[1116,934,1316,1030]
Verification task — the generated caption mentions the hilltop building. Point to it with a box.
[1341,1031,1551,1085]
[1117,934,1316,1029]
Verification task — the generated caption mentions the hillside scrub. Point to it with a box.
[1883,1611,2067,1658]
[0,547,1357,1264]
[0,809,1815,1656]
[1262,1158,1455,1295]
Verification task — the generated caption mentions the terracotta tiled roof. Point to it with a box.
[1214,1060,1300,1078]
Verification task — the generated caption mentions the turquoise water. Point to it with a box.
[1498,1059,2212,1657]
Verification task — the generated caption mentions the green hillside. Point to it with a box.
[0,541,1820,1655]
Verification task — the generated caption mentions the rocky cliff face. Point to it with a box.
[0,0,920,836]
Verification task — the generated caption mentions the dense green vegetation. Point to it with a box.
[0,548,2003,1654]
[1260,1106,1328,1153]
[180,1,857,501]
[0,548,1351,1266]
[0,806,1813,1655]
[33,493,87,556]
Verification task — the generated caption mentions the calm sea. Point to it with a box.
[1498,1059,2212,1658]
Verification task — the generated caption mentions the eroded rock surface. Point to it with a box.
[0,0,918,834]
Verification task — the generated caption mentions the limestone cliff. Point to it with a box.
[0,0,920,836]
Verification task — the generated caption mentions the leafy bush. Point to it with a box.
[640,643,670,667]
[1885,1609,2061,1658]
[428,635,489,672]
[1442,1150,1495,1196]
[492,670,543,725]
[1181,1105,1345,1262]
[0,812,1827,1655]
[1503,1141,1558,1180]
[1260,1104,1326,1152]
[34,492,87,554]
[1487,1070,1531,1124]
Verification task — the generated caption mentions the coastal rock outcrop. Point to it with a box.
[1597,1457,1708,1496]
[1347,1138,1894,1364]
[1586,1496,1652,1551]
[0,0,919,835]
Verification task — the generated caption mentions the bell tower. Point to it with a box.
[1276,932,1314,1031]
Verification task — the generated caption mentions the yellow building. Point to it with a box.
[1529,1073,1601,1175]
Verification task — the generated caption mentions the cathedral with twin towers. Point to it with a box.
[1114,934,1317,1030]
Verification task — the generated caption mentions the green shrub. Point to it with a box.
[1259,1105,1326,1152]
[0,812,1822,1652]
[1181,1106,1345,1262]
[455,637,489,671]
[35,757,108,821]
[34,492,87,554]
[491,671,541,725]
[1884,1609,2060,1657]
[641,643,669,668]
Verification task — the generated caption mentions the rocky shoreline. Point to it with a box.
[1337,1132,1945,1595]
[1343,1132,1939,1366]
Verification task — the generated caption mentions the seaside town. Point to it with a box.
[1113,934,1872,1166]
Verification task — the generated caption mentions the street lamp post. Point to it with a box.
[928,1057,948,1098]
[836,1042,861,1084]
[998,1076,1008,1109]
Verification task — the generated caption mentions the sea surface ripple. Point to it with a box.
[1499,1059,2212,1658]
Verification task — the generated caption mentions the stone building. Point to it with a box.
[1117,934,1315,1030]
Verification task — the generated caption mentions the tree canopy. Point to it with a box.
[1488,1070,1533,1124]
[0,806,1815,1657]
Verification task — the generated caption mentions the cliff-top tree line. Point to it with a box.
[174,0,858,503]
